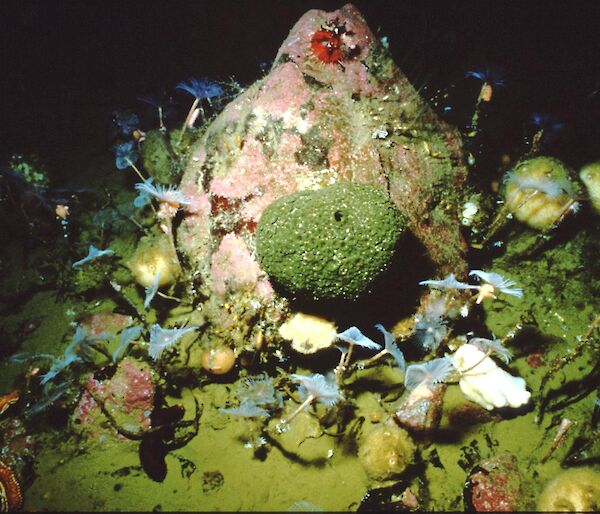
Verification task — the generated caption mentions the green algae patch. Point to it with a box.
[256,182,406,301]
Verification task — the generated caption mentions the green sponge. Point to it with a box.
[256,182,406,300]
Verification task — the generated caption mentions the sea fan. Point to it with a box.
[147,324,198,360]
[404,356,454,390]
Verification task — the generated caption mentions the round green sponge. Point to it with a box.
[256,182,406,301]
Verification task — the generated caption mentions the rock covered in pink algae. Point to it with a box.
[72,357,154,441]
[78,311,132,336]
[464,453,522,512]
[394,382,446,437]
[177,3,469,318]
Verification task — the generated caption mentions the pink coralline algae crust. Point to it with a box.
[210,233,262,297]
[466,454,522,512]
[395,382,446,436]
[73,357,154,440]
[274,4,378,96]
[78,311,132,336]
[177,2,469,304]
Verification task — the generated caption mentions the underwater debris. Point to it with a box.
[540,418,573,464]
[147,324,198,360]
[468,337,513,365]
[404,357,454,391]
[72,244,115,269]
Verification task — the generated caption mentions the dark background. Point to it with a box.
[2,0,599,176]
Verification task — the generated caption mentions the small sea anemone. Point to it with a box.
[404,357,454,391]
[134,180,191,208]
[238,373,282,409]
[469,270,523,300]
